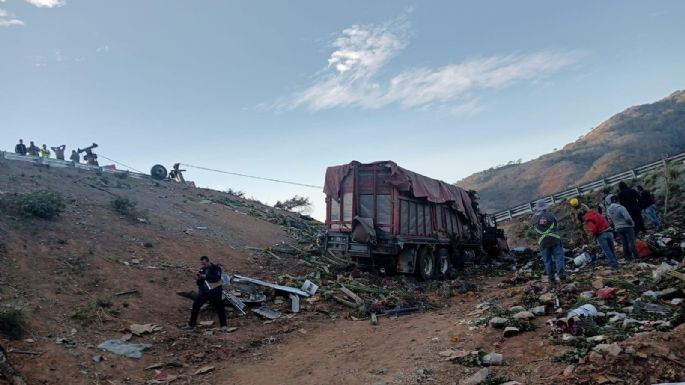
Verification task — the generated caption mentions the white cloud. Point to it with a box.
[0,9,24,27]
[24,0,65,8]
[278,16,582,113]
[96,45,110,54]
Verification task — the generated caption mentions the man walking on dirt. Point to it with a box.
[187,256,227,330]
[532,200,566,283]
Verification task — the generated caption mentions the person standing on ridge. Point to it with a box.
[27,141,39,156]
[532,200,566,283]
[14,139,27,155]
[51,145,66,161]
[39,144,50,158]
[70,150,80,163]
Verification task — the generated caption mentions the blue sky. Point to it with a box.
[2,1,684,220]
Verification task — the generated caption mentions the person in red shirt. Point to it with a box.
[578,209,619,269]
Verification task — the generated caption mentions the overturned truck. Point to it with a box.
[324,161,508,280]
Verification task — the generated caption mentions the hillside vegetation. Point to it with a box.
[459,90,685,211]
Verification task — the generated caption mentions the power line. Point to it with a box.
[98,154,146,174]
[181,163,323,189]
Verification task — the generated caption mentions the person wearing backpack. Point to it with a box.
[186,255,227,330]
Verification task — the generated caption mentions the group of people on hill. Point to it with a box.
[13,138,97,165]
[532,182,662,283]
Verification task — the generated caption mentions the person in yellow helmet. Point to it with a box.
[569,197,592,245]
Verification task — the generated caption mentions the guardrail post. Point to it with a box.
[507,210,512,220]
[631,169,637,179]
[0,151,5,159]
[550,195,556,204]
[575,188,581,196]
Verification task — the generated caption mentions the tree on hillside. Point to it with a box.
[275,195,312,214]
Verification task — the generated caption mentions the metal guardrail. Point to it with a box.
[493,151,685,223]
[0,151,151,180]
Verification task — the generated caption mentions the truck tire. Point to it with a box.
[416,247,434,281]
[150,164,167,180]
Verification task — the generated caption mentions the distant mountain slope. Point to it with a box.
[458,90,685,212]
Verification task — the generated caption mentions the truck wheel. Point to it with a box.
[416,247,434,281]
[150,164,167,180]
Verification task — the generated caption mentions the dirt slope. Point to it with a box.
[1,157,684,385]
[0,158,309,384]
[459,90,685,212]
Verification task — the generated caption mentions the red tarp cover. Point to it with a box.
[324,161,480,226]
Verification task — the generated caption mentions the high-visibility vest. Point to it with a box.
[535,221,561,245]
[40,149,50,158]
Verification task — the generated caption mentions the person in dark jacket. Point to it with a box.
[187,256,227,329]
[70,150,80,163]
[578,208,620,269]
[14,139,27,155]
[617,181,645,234]
[532,200,566,283]
[27,141,39,156]
[636,185,661,229]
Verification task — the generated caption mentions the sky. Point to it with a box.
[2,1,685,220]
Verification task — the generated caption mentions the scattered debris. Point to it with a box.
[97,339,151,358]
[252,306,281,320]
[129,323,162,336]
[503,327,519,337]
[459,367,489,385]
[194,365,215,375]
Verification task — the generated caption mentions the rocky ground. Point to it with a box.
[1,157,684,385]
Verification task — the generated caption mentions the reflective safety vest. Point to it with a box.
[535,221,561,245]
[39,149,50,158]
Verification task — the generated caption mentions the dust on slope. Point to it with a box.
[0,158,314,384]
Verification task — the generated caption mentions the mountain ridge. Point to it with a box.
[458,90,685,212]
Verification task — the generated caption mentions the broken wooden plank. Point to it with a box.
[332,296,357,308]
[115,289,138,296]
[7,349,42,356]
[340,285,364,305]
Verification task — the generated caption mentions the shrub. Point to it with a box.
[111,196,137,216]
[275,195,312,213]
[72,299,118,325]
[17,190,65,219]
[0,309,28,340]
[225,188,245,198]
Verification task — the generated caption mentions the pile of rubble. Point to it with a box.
[489,224,685,384]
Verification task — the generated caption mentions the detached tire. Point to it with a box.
[416,247,435,281]
[150,164,168,180]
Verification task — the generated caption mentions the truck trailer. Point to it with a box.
[324,161,508,280]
